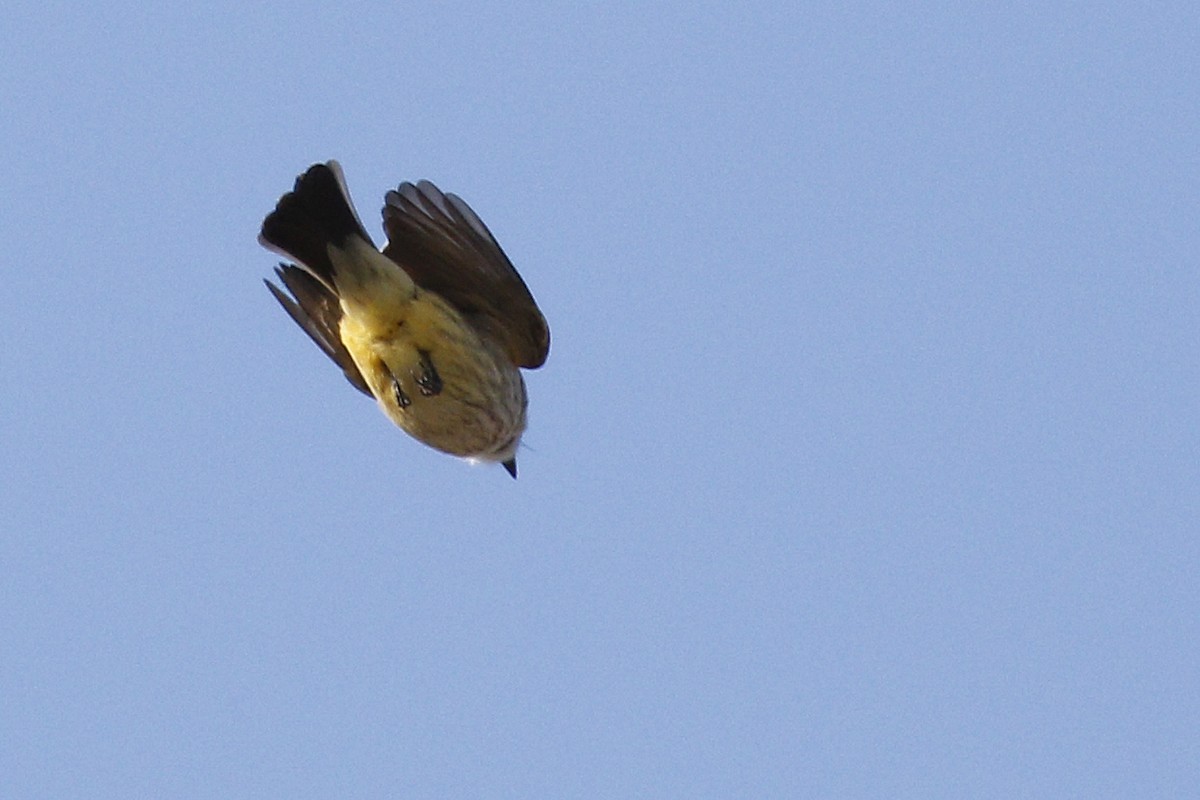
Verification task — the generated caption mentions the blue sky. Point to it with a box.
[2,2,1197,797]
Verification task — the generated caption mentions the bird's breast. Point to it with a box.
[340,291,527,460]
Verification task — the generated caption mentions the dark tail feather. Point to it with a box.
[258,161,372,287]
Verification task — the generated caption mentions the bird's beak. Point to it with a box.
[502,458,518,479]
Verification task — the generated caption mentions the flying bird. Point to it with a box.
[259,161,549,478]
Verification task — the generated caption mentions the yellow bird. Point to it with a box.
[259,161,549,478]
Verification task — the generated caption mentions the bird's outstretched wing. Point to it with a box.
[264,264,372,397]
[381,181,550,369]
[259,162,374,397]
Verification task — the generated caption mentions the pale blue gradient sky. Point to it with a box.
[2,2,1197,797]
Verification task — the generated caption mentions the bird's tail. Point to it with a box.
[258,161,372,288]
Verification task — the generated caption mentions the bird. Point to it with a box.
[258,161,549,478]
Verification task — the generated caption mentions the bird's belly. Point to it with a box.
[387,355,527,459]
[342,304,527,460]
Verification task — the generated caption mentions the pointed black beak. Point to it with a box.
[502,458,518,479]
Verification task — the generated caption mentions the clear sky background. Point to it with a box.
[2,2,1197,797]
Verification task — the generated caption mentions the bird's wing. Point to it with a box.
[381,181,549,369]
[265,264,372,397]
